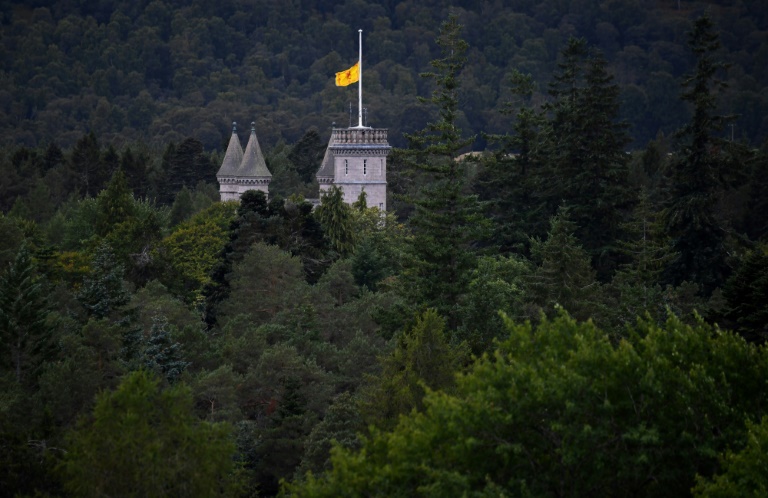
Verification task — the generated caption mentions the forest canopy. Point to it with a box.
[1,0,767,152]
[2,3,768,498]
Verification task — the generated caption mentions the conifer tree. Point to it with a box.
[400,15,484,329]
[95,168,135,237]
[545,39,633,278]
[358,309,469,430]
[664,14,732,295]
[0,243,53,386]
[313,185,356,257]
[77,242,130,320]
[525,207,602,322]
[476,70,550,254]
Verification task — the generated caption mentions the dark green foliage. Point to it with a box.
[0,243,53,386]
[313,186,356,257]
[68,132,110,198]
[141,316,190,384]
[158,138,217,205]
[204,190,329,327]
[288,129,326,184]
[525,207,602,322]
[693,416,768,497]
[169,185,194,227]
[719,246,768,343]
[95,168,135,237]
[544,38,633,278]
[358,309,469,430]
[296,392,364,477]
[287,312,768,497]
[350,234,392,291]
[664,15,734,295]
[58,370,243,497]
[475,70,550,254]
[76,242,130,319]
[254,376,316,496]
[399,15,484,329]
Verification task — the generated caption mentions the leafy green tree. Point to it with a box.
[456,254,530,351]
[159,201,237,302]
[218,242,310,327]
[286,312,768,497]
[606,188,676,329]
[693,416,768,498]
[664,14,733,295]
[58,370,244,497]
[399,15,484,329]
[169,185,194,227]
[254,375,316,496]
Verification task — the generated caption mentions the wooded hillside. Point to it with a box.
[2,0,767,151]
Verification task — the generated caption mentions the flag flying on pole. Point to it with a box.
[335,62,359,87]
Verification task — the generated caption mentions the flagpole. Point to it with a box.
[358,29,363,128]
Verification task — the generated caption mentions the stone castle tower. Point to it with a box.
[217,121,390,209]
[216,122,272,201]
[316,126,390,211]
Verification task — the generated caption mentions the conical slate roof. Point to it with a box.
[216,122,243,177]
[316,133,335,180]
[239,122,271,178]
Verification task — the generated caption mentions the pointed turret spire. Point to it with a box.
[238,122,271,178]
[216,121,243,177]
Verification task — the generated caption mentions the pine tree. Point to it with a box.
[0,243,53,386]
[313,185,356,257]
[525,207,602,322]
[95,168,135,237]
[476,70,550,254]
[288,128,326,184]
[400,15,484,329]
[664,14,732,295]
[545,39,633,278]
[77,242,130,320]
[68,132,106,197]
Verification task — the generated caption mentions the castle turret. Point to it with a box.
[317,126,390,211]
[217,121,271,201]
[217,122,244,201]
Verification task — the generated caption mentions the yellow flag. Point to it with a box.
[335,62,359,87]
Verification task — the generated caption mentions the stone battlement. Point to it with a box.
[331,128,388,145]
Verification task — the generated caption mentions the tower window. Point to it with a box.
[345,159,348,175]
[363,159,367,175]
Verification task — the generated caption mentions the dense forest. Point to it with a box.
[1,0,768,151]
[2,1,768,497]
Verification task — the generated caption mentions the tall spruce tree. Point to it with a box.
[664,14,732,295]
[545,39,633,279]
[0,243,53,386]
[476,70,550,255]
[400,15,483,329]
